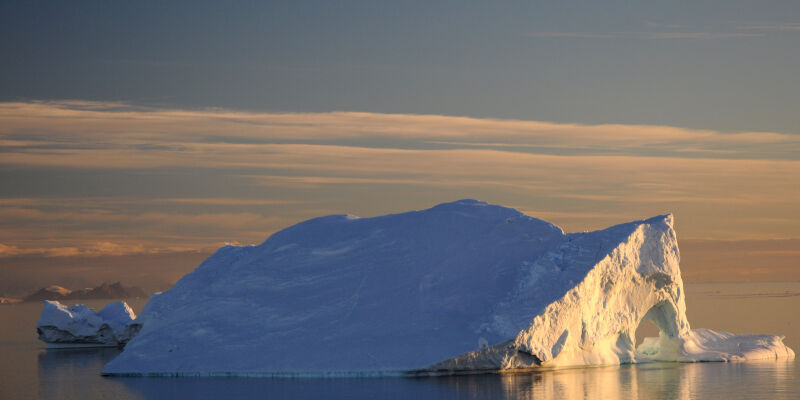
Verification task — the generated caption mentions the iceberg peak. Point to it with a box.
[436,198,489,207]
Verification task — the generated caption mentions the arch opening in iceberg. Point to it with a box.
[634,320,660,348]
[633,301,681,360]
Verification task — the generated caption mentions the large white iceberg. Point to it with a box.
[102,200,793,376]
[37,300,138,347]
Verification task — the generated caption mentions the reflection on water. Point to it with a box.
[37,348,140,399]
[493,361,796,400]
[34,347,797,400]
[38,347,121,371]
[11,284,800,400]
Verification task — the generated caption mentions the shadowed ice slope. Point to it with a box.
[102,200,793,376]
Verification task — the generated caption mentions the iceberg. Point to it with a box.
[37,300,137,348]
[102,200,793,376]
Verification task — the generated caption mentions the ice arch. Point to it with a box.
[428,212,790,372]
[639,301,680,340]
[633,301,681,359]
[431,218,695,370]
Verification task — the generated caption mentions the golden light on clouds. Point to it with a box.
[1,101,796,148]
[0,101,798,266]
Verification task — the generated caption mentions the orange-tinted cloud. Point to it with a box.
[1,101,797,159]
[0,101,798,264]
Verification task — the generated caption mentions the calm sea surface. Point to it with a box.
[1,282,798,400]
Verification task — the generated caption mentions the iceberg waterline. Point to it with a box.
[101,200,794,376]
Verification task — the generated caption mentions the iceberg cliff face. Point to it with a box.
[432,213,793,371]
[102,200,793,376]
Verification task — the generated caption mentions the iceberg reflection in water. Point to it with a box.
[4,283,795,400]
[35,347,799,400]
[37,348,136,399]
[491,361,796,400]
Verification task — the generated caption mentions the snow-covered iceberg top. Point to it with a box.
[37,300,138,348]
[102,200,793,376]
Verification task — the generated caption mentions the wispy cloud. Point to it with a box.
[157,198,304,206]
[526,20,800,41]
[739,22,800,32]
[0,241,183,258]
[525,31,764,40]
[680,239,800,282]
[524,32,617,39]
[644,31,763,39]
[643,21,688,30]
[1,100,799,258]
[0,195,307,258]
[1,101,797,165]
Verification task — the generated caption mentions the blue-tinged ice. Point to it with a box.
[102,200,793,376]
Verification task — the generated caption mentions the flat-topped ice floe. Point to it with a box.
[102,200,793,376]
[37,300,138,348]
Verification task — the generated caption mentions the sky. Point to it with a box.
[0,1,798,294]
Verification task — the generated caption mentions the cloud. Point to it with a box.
[157,198,303,206]
[739,23,800,32]
[1,101,797,167]
[524,31,764,40]
[0,241,182,258]
[1,100,799,259]
[524,32,617,39]
[680,239,800,282]
[644,32,763,39]
[0,243,28,257]
[0,196,307,258]
[526,20,800,41]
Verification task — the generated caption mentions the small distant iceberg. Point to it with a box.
[101,200,794,376]
[37,300,139,348]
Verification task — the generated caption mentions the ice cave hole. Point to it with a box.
[635,319,661,347]
[633,301,680,351]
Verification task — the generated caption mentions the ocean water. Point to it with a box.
[1,282,798,400]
